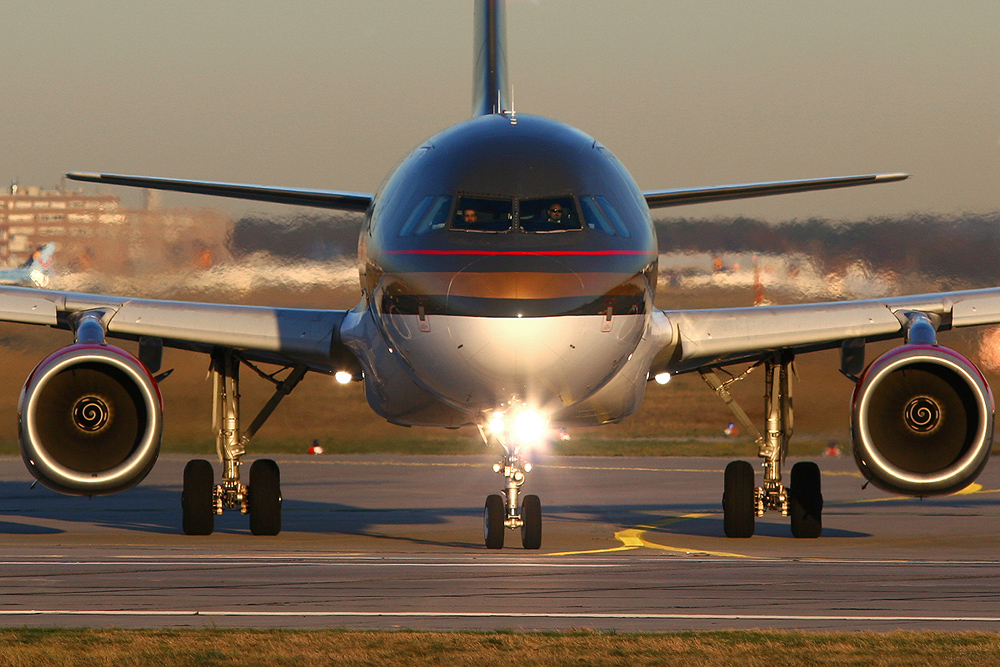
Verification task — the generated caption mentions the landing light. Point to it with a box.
[514,410,546,443]
[489,412,506,435]
[654,372,671,385]
[335,371,353,385]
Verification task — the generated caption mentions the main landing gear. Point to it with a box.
[481,407,544,550]
[702,351,823,539]
[181,349,307,536]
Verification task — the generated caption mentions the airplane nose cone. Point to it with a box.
[377,256,650,412]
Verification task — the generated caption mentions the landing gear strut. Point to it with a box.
[702,351,823,538]
[180,349,306,536]
[480,407,543,550]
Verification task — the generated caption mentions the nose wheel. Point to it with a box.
[483,451,542,549]
[520,493,542,549]
[484,494,505,549]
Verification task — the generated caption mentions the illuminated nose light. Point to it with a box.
[489,412,506,435]
[334,371,353,385]
[654,372,671,385]
[514,410,546,443]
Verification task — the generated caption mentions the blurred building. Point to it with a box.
[0,184,230,274]
[0,184,123,266]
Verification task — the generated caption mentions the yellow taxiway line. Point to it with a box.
[548,513,758,559]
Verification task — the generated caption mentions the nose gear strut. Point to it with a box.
[479,404,543,550]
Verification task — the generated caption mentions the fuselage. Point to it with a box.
[345,113,660,427]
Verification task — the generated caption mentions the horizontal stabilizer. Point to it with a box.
[643,173,908,209]
[67,172,373,212]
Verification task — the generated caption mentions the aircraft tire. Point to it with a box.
[723,460,755,538]
[789,461,823,538]
[520,494,542,550]
[484,494,505,549]
[249,459,282,536]
[182,459,215,536]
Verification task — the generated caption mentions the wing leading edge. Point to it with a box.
[67,172,373,213]
[643,173,908,209]
[652,286,1000,374]
[0,285,357,373]
[67,172,905,213]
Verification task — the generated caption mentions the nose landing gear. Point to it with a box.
[480,407,544,550]
[483,450,542,549]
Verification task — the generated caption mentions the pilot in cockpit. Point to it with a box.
[545,203,565,226]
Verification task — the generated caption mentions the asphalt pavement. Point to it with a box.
[1,453,999,630]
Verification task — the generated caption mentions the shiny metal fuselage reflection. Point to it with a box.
[342,114,660,426]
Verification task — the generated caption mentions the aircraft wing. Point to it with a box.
[653,286,1000,374]
[67,172,373,213]
[0,286,355,373]
[643,173,908,209]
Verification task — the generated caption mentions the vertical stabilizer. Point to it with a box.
[473,0,508,117]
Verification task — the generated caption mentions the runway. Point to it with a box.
[1,453,1000,631]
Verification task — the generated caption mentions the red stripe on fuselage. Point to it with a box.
[383,250,650,256]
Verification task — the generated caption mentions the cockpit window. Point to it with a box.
[452,196,513,232]
[518,197,582,232]
[398,195,452,237]
[579,195,631,238]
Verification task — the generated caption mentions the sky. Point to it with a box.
[2,0,999,223]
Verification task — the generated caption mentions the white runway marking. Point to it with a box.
[0,610,999,623]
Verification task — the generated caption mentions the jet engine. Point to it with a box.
[852,344,994,496]
[19,343,163,496]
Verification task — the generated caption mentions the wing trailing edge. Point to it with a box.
[66,172,373,213]
[643,172,908,209]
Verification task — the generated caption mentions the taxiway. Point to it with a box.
[1,453,999,631]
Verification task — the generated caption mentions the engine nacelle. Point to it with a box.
[852,344,994,496]
[19,344,163,496]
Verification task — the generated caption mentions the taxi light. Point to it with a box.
[654,372,671,385]
[514,410,546,443]
[335,371,353,385]
[489,412,506,435]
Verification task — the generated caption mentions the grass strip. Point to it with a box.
[0,628,998,667]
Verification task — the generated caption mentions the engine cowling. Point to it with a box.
[852,344,994,495]
[19,344,163,496]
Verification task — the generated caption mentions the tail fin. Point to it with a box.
[472,0,508,117]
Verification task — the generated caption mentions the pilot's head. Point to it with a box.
[546,204,564,222]
[463,209,478,224]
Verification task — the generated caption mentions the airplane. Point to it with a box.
[2,0,995,547]
[0,243,56,288]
